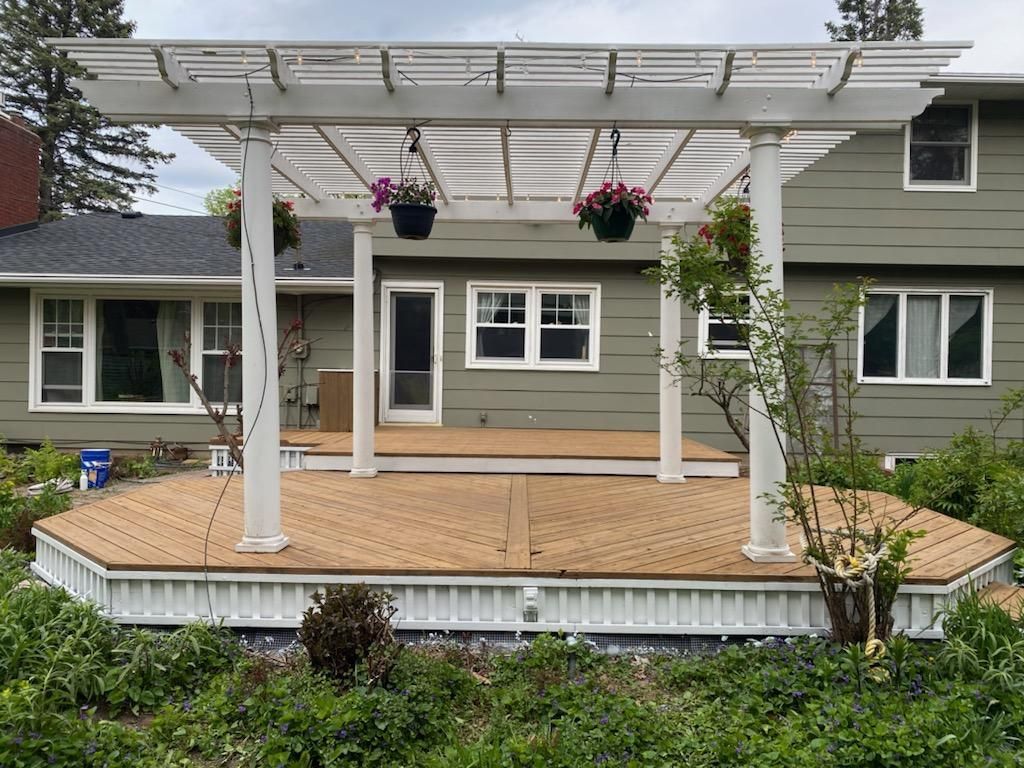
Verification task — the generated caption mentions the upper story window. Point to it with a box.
[904,103,978,191]
[859,288,991,386]
[31,292,244,412]
[466,282,600,371]
[697,288,750,359]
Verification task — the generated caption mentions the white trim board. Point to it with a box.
[31,530,1014,638]
[302,454,740,478]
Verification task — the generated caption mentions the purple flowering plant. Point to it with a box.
[573,181,653,230]
[370,176,436,212]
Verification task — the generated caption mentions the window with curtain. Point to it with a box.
[468,284,599,370]
[95,299,192,402]
[860,290,989,384]
[906,104,975,188]
[202,301,243,404]
[40,298,84,403]
[698,288,750,359]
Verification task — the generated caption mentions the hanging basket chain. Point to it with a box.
[400,127,428,185]
[600,126,623,186]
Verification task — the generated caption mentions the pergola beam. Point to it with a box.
[574,129,600,201]
[700,150,750,205]
[314,125,375,190]
[150,46,185,89]
[413,131,451,205]
[819,48,860,96]
[604,49,617,95]
[380,47,398,92]
[72,80,943,129]
[496,45,505,94]
[267,47,298,91]
[223,124,325,202]
[500,126,514,205]
[645,129,696,194]
[710,50,735,95]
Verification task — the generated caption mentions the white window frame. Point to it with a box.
[857,287,993,386]
[883,453,927,472]
[465,281,601,371]
[201,300,244,406]
[28,288,244,414]
[697,287,751,360]
[903,100,979,192]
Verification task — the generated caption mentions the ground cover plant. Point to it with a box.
[1,552,1023,767]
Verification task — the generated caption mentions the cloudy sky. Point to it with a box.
[123,0,1024,215]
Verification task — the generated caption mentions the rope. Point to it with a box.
[802,527,888,660]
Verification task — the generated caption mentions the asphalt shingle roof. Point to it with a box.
[0,213,353,279]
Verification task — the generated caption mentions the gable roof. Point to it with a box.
[0,213,353,285]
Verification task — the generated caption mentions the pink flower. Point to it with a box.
[611,195,620,205]
[572,202,583,215]
[591,203,602,211]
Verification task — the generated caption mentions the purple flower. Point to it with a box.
[238,705,247,714]
[13,736,23,746]
[279,723,289,734]
[182,699,192,712]
[599,715,609,725]
[259,734,268,744]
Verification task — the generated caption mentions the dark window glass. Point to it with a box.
[41,351,83,402]
[476,327,525,359]
[863,294,899,377]
[707,322,745,352]
[947,295,983,379]
[539,328,589,360]
[909,145,967,182]
[908,105,972,184]
[202,355,242,405]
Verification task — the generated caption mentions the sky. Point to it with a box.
[122,0,1024,216]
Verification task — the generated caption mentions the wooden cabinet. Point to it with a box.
[318,369,379,432]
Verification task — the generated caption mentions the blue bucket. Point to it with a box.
[81,448,112,489]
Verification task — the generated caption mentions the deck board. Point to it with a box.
[34,472,1015,585]
[276,426,738,464]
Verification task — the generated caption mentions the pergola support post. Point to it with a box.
[235,122,288,553]
[351,222,377,478]
[742,126,795,563]
[657,225,685,484]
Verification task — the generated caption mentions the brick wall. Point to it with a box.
[0,113,40,228]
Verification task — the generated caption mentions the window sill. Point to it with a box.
[466,361,599,373]
[29,404,217,416]
[903,183,977,193]
[858,377,990,387]
[699,350,751,361]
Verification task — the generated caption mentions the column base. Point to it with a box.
[350,467,378,478]
[741,542,798,563]
[235,534,290,553]
[656,473,687,484]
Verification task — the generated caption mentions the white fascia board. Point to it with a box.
[0,273,353,291]
[73,80,946,129]
[292,197,708,224]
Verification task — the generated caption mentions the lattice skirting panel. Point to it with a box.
[31,532,1014,640]
[209,445,308,476]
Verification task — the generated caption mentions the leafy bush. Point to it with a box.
[15,438,80,484]
[298,583,398,682]
[112,454,158,480]
[0,481,73,552]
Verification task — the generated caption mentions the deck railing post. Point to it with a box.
[235,121,289,553]
[742,126,795,563]
[658,225,685,483]
[351,222,377,477]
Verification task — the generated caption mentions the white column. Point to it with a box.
[235,122,288,553]
[350,222,377,477]
[742,126,795,562]
[657,225,685,483]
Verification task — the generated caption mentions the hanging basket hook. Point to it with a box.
[610,126,621,157]
[406,126,422,154]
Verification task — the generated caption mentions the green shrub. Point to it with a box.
[113,454,158,480]
[16,439,79,484]
[0,481,72,553]
[298,583,398,682]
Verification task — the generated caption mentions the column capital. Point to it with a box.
[740,124,790,145]
[235,119,277,145]
[352,221,375,235]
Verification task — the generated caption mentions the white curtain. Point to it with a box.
[157,301,191,402]
[476,292,500,323]
[906,295,941,379]
[95,306,104,399]
[572,294,590,325]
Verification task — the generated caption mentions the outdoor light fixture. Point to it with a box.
[354,48,360,64]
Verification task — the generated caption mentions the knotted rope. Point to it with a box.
[802,528,888,660]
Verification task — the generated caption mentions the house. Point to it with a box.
[16,39,1021,637]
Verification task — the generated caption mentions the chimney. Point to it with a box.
[0,94,41,231]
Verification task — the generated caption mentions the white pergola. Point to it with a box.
[54,38,969,560]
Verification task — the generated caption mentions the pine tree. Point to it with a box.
[826,0,924,41]
[0,0,173,220]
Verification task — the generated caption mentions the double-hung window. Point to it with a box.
[467,282,600,370]
[697,288,750,359]
[859,289,991,385]
[31,292,244,411]
[904,103,978,191]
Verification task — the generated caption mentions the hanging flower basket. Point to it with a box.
[697,197,752,272]
[224,191,301,256]
[371,128,439,240]
[574,182,652,243]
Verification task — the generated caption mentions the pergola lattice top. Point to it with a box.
[55,39,970,212]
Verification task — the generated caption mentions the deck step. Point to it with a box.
[979,582,1024,619]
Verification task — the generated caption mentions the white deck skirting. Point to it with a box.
[212,445,740,479]
[31,530,1014,639]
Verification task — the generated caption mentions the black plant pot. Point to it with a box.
[389,203,438,240]
[273,227,288,256]
[591,206,636,243]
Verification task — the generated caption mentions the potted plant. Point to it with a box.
[697,197,752,272]
[224,190,301,256]
[371,176,438,240]
[573,182,652,243]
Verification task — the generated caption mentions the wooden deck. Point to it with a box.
[35,471,1013,586]
[980,582,1024,619]
[277,426,738,464]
